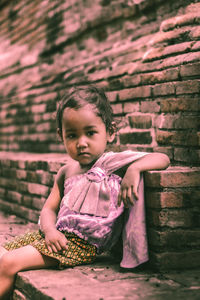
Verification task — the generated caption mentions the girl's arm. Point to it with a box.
[40,166,68,253]
[118,153,170,207]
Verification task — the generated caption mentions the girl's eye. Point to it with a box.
[66,133,76,139]
[87,131,97,137]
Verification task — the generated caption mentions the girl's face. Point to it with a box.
[60,105,115,167]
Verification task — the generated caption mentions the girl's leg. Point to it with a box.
[0,245,58,299]
[0,246,8,259]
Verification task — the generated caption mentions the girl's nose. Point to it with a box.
[77,136,87,148]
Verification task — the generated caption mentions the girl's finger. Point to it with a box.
[59,239,68,250]
[127,187,134,205]
[50,243,58,253]
[122,188,128,208]
[46,244,53,253]
[55,241,62,252]
[132,185,139,200]
[118,190,122,206]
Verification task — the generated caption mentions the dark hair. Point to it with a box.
[56,85,115,138]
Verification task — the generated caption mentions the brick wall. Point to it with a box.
[0,152,68,223]
[145,167,200,270]
[0,0,199,165]
[0,152,199,270]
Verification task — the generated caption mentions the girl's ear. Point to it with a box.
[107,122,116,143]
[57,128,63,141]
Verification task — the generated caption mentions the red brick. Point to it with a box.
[0,187,6,197]
[118,86,151,101]
[27,183,49,197]
[22,195,33,208]
[148,228,200,248]
[140,101,160,113]
[112,103,123,114]
[2,167,17,178]
[32,196,46,210]
[123,102,139,113]
[143,43,191,62]
[48,161,65,173]
[174,148,200,164]
[0,177,19,190]
[140,68,179,84]
[34,92,57,104]
[17,160,26,169]
[128,114,152,129]
[160,13,200,32]
[122,75,141,87]
[29,170,45,183]
[7,191,22,204]
[150,250,200,270]
[156,115,200,129]
[105,91,118,102]
[16,169,27,180]
[156,130,199,146]
[191,40,200,51]
[35,122,51,133]
[145,191,192,209]
[180,62,200,78]
[0,159,11,168]
[147,209,193,228]
[31,104,46,114]
[36,170,54,186]
[145,167,200,188]
[0,199,15,216]
[119,131,152,145]
[190,26,200,40]
[161,52,200,69]
[153,83,175,96]
[176,80,200,95]
[153,146,173,159]
[88,70,111,82]
[160,96,200,112]
[150,27,191,45]
[17,181,29,193]
[0,198,39,223]
[26,160,49,171]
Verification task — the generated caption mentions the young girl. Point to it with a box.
[0,85,170,298]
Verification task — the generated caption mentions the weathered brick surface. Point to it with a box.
[0,0,199,165]
[119,131,152,145]
[150,250,200,270]
[144,164,200,270]
[128,114,152,129]
[0,152,68,224]
[145,167,200,188]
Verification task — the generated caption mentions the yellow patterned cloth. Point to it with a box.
[3,230,97,268]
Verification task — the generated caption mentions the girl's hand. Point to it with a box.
[44,228,68,253]
[118,166,140,208]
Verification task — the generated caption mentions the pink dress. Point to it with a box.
[55,150,149,268]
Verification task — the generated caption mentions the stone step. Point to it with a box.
[1,212,200,300]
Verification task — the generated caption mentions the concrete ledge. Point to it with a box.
[0,152,200,271]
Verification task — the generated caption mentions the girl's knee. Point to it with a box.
[0,252,18,276]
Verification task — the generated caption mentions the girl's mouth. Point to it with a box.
[78,152,90,157]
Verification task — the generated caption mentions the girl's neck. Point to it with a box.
[79,160,97,172]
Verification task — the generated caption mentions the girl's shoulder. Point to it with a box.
[56,159,83,183]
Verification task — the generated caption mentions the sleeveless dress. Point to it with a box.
[3,151,149,269]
